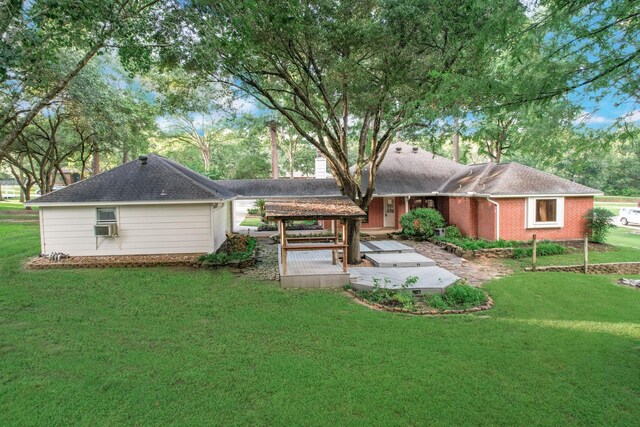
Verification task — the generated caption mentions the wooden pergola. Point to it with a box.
[264,197,367,275]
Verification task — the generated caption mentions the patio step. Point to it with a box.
[360,240,415,253]
[364,252,436,268]
[350,266,459,294]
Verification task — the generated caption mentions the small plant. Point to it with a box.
[400,208,445,239]
[199,235,257,265]
[444,225,462,239]
[585,207,614,243]
[255,199,266,217]
[356,276,417,310]
[423,281,488,310]
[247,207,260,215]
[511,242,566,259]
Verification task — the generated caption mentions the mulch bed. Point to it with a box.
[345,289,494,315]
[26,254,202,269]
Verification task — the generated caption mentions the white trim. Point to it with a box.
[28,199,232,207]
[526,197,564,229]
[486,197,500,240]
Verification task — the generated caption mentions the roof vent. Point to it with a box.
[139,155,148,165]
[395,146,402,153]
[412,147,418,153]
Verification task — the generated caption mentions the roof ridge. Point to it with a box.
[154,156,232,199]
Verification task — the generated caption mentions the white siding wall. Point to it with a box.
[212,204,227,250]
[40,203,229,256]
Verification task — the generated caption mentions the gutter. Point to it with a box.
[486,197,500,240]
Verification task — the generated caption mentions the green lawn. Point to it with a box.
[607,226,640,249]
[594,202,637,216]
[239,216,263,227]
[1,222,639,425]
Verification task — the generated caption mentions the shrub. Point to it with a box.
[400,208,445,239]
[585,207,614,243]
[199,236,257,264]
[424,281,488,310]
[356,276,418,310]
[247,207,259,215]
[255,199,266,216]
[437,237,518,250]
[511,241,566,259]
[444,225,462,239]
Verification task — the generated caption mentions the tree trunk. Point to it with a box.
[122,149,130,164]
[92,144,100,175]
[345,219,361,264]
[453,116,460,163]
[268,122,279,179]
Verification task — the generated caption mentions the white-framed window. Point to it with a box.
[96,207,117,224]
[526,197,564,228]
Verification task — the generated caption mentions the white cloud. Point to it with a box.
[623,110,640,122]
[574,111,615,125]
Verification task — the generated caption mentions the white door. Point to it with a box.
[383,197,395,228]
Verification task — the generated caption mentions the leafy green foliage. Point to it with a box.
[356,276,418,310]
[424,282,488,310]
[585,207,615,243]
[511,242,566,259]
[444,225,462,239]
[400,208,445,239]
[199,235,257,264]
[437,237,519,250]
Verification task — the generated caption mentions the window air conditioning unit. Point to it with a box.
[94,224,118,237]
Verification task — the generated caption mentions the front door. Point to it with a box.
[383,197,395,228]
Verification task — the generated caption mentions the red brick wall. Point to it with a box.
[362,197,384,228]
[448,197,479,237]
[477,198,497,240]
[395,196,406,229]
[497,197,593,240]
[439,196,450,223]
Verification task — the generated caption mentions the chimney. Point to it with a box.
[395,146,402,153]
[139,155,148,165]
[315,155,327,179]
[412,147,418,153]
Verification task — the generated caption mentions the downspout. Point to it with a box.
[486,197,500,240]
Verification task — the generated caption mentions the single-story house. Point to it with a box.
[214,142,602,241]
[27,155,235,256]
[28,144,602,256]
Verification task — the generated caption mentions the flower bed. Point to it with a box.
[346,279,493,315]
[199,235,258,269]
[26,254,201,269]
[429,237,566,259]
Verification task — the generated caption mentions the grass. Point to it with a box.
[1,222,639,425]
[0,199,38,210]
[595,195,640,203]
[594,202,637,216]
[239,216,263,227]
[607,226,640,250]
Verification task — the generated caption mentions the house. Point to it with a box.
[27,155,235,256]
[214,142,602,241]
[28,144,602,257]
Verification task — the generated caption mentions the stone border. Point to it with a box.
[525,262,640,274]
[345,289,494,315]
[26,259,200,270]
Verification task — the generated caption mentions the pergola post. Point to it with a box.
[332,219,338,265]
[280,219,287,275]
[342,220,348,272]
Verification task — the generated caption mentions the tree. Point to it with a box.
[160,0,528,262]
[0,0,175,154]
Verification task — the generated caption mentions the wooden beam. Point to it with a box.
[342,221,348,273]
[332,219,338,265]
[280,220,287,275]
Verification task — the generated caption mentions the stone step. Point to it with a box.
[364,252,437,268]
[362,240,415,253]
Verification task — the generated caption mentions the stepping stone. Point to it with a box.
[364,252,436,267]
[350,266,459,294]
[364,240,415,253]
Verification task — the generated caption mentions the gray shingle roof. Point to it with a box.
[360,142,468,195]
[212,178,340,198]
[28,154,235,204]
[439,162,601,195]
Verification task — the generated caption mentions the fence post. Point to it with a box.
[532,234,537,272]
[584,234,589,274]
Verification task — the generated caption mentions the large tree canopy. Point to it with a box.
[157,0,529,261]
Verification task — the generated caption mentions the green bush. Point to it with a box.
[199,236,257,264]
[585,207,615,243]
[400,208,445,239]
[424,282,488,310]
[511,242,566,259]
[247,207,259,215]
[356,276,418,310]
[436,237,518,250]
[444,225,462,239]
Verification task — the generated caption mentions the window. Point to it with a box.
[96,207,117,224]
[535,199,557,222]
[527,197,564,228]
